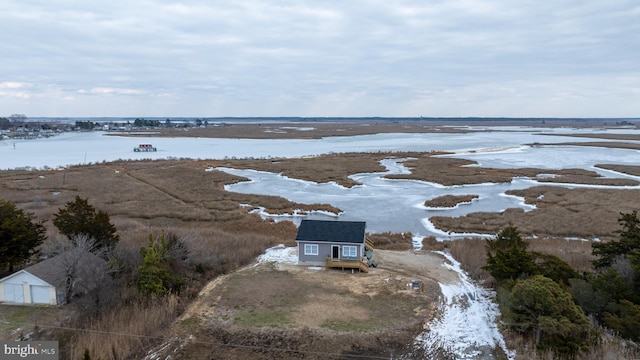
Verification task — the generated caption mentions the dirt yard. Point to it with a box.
[149,249,459,359]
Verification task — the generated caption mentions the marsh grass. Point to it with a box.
[208,153,639,242]
[368,232,413,250]
[446,238,492,282]
[66,295,183,360]
[206,153,389,187]
[432,185,640,242]
[114,120,476,140]
[4,156,635,243]
[526,237,596,273]
[388,155,639,187]
[420,236,446,251]
[424,194,478,208]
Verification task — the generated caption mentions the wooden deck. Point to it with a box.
[324,237,374,273]
[325,256,369,273]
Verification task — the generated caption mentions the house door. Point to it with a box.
[332,245,339,259]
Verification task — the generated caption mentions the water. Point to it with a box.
[3,125,640,240]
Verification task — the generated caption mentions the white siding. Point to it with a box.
[6,271,50,286]
[0,270,57,305]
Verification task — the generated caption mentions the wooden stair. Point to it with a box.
[365,236,375,251]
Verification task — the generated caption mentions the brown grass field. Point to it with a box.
[2,120,640,359]
[109,118,624,140]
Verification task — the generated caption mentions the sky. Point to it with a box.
[1,1,639,118]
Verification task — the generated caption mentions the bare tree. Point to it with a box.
[42,235,118,313]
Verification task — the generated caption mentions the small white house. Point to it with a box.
[0,250,105,306]
[295,219,374,272]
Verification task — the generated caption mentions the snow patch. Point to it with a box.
[420,218,493,240]
[256,244,298,265]
[414,251,515,359]
[412,235,424,249]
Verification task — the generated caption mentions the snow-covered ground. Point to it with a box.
[415,252,515,359]
[256,244,298,264]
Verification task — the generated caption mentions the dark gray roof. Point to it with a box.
[24,250,106,288]
[295,220,366,244]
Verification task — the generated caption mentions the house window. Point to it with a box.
[304,244,318,256]
[342,246,357,258]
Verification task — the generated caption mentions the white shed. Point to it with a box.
[0,270,58,305]
[0,250,105,306]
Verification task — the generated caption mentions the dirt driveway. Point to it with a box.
[373,249,460,285]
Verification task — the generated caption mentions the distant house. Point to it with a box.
[0,250,106,306]
[295,219,374,272]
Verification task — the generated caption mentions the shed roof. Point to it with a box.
[23,250,106,288]
[295,220,366,244]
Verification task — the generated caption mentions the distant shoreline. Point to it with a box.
[22,116,640,124]
[102,117,640,140]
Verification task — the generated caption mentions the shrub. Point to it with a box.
[508,275,590,355]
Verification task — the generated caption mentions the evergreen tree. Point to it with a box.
[587,211,640,341]
[569,277,611,316]
[138,232,184,297]
[592,210,640,269]
[533,252,579,287]
[509,275,590,355]
[53,196,119,250]
[601,300,640,341]
[483,226,537,282]
[0,200,47,272]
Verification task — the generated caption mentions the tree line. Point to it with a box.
[484,212,640,357]
[0,196,187,302]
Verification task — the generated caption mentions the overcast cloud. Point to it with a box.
[1,1,639,117]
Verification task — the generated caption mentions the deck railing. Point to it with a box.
[325,256,369,273]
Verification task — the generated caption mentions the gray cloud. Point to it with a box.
[1,0,638,117]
